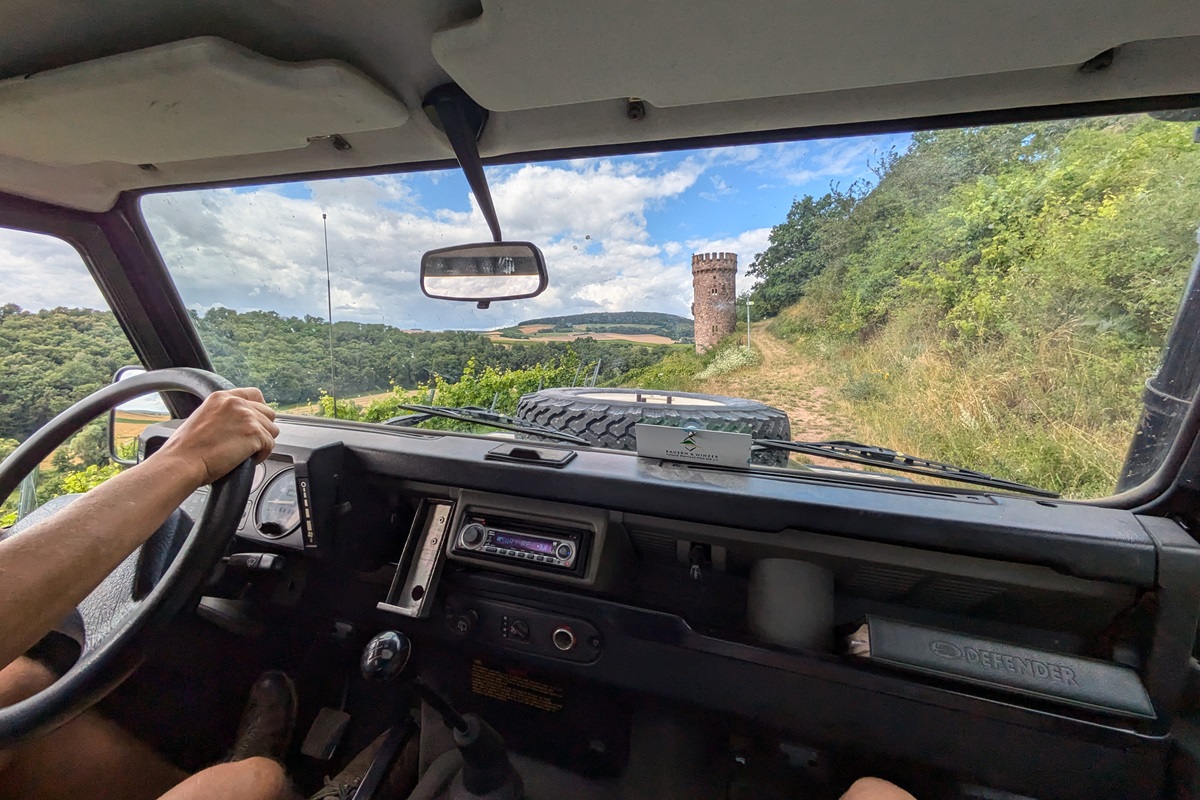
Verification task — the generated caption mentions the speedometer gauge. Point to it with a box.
[254,468,300,538]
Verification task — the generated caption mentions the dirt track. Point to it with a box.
[699,324,854,463]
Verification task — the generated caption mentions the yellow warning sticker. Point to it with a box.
[470,660,564,713]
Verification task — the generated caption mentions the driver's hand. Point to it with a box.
[155,388,280,488]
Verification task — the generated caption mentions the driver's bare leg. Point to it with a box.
[0,657,185,800]
[158,757,293,800]
[0,657,294,800]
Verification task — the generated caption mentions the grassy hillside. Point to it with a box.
[740,114,1200,497]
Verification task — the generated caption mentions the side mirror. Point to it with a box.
[107,366,170,466]
[420,241,548,309]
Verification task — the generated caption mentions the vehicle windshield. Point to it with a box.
[136,112,1199,499]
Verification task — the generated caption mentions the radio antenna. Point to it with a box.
[323,212,337,420]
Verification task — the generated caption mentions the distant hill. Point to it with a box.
[0,305,675,441]
[519,312,694,341]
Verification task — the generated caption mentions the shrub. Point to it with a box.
[695,345,761,380]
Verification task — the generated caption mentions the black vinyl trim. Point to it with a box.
[389,570,1170,800]
[1140,516,1200,720]
[247,417,1161,585]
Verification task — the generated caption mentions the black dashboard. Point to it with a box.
[153,415,1200,800]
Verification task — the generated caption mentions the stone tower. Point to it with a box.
[691,251,737,353]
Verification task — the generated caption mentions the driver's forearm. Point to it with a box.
[0,452,204,670]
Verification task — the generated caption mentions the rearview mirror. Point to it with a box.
[420,242,548,307]
[107,366,170,466]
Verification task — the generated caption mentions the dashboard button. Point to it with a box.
[484,546,498,553]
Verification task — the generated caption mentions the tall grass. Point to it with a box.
[613,336,757,390]
[780,302,1149,497]
[755,117,1197,498]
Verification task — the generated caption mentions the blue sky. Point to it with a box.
[3,133,910,330]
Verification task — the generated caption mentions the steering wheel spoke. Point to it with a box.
[79,546,146,653]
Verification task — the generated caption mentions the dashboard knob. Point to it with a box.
[450,609,478,637]
[509,619,529,642]
[555,543,573,561]
[461,524,486,547]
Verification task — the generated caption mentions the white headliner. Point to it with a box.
[0,0,1196,212]
[434,0,1200,111]
[0,38,408,166]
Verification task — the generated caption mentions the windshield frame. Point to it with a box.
[120,91,1200,510]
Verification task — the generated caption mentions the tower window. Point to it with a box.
[711,288,718,295]
[711,325,717,333]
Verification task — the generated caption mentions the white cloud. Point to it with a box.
[783,139,883,185]
[307,174,418,210]
[687,227,773,283]
[1,146,801,330]
[127,156,713,330]
[700,175,736,201]
[0,228,107,310]
[748,137,889,187]
[490,159,703,243]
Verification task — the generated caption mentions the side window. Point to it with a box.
[0,227,143,526]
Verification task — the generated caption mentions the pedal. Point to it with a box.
[301,707,352,760]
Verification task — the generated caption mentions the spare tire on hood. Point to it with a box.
[515,387,792,467]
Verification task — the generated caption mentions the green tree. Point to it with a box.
[746,190,858,316]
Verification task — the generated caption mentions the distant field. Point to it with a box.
[112,410,170,446]
[284,391,394,416]
[487,330,675,345]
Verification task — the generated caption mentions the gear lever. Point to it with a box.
[348,631,420,800]
[362,630,523,799]
[362,630,469,732]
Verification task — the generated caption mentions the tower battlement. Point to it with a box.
[691,252,737,353]
[691,252,739,272]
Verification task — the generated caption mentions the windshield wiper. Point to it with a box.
[383,404,589,446]
[753,439,1059,498]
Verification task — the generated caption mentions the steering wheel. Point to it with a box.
[0,368,254,747]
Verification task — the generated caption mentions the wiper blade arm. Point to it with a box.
[383,404,589,446]
[754,439,1059,498]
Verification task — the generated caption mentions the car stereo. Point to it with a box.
[452,514,585,572]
